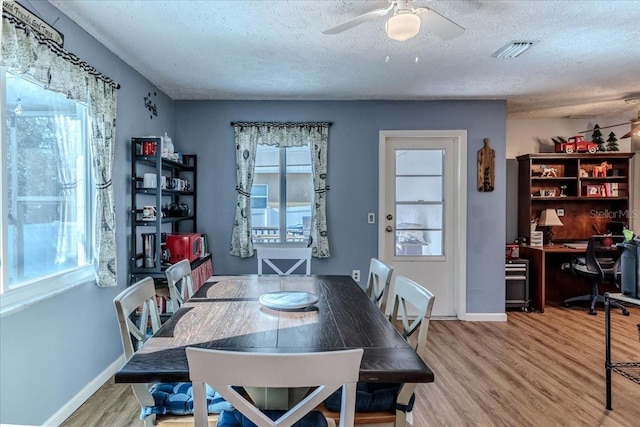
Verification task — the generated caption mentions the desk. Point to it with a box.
[114,275,434,386]
[519,245,584,312]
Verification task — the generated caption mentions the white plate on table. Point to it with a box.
[259,291,319,310]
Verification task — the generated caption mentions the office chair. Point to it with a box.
[564,235,629,316]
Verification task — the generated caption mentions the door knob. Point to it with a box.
[386,226,393,232]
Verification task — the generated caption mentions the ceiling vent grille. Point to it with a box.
[492,41,536,58]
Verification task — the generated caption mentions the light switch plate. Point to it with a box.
[368,213,375,224]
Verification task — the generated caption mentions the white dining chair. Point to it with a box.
[384,275,436,427]
[389,275,436,356]
[322,275,435,427]
[186,348,364,427]
[114,277,227,426]
[165,259,195,312]
[365,258,394,313]
[256,244,312,275]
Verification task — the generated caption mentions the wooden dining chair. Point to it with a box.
[256,245,312,275]
[322,275,435,427]
[114,277,230,426]
[186,348,364,427]
[365,258,394,312]
[165,259,195,312]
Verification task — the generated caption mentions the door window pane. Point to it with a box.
[395,177,442,202]
[395,149,444,257]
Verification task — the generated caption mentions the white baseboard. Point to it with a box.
[44,355,125,426]
[458,312,508,322]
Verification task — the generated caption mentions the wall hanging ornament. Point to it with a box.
[477,137,495,192]
[144,92,157,119]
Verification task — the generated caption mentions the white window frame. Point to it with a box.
[0,69,95,317]
[252,145,312,244]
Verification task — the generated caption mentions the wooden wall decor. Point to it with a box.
[478,137,495,192]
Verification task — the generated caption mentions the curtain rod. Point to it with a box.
[3,12,120,90]
[231,121,332,127]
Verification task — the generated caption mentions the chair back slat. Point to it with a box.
[187,348,363,427]
[389,275,435,358]
[365,258,394,312]
[113,277,162,409]
[165,259,195,310]
[257,245,312,275]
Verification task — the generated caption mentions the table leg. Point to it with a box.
[244,386,309,410]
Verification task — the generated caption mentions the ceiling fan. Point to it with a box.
[322,0,464,41]
[578,111,640,139]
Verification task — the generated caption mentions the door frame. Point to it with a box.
[378,130,468,320]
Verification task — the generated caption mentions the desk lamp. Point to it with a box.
[538,208,564,245]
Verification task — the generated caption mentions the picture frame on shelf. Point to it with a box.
[585,185,601,197]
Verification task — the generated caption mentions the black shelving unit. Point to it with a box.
[129,136,198,285]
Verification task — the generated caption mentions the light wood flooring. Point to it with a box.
[62,303,640,427]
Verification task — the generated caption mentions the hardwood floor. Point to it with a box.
[62,304,640,427]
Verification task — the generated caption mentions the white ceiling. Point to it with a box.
[46,0,640,119]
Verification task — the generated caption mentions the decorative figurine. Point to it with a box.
[559,185,567,197]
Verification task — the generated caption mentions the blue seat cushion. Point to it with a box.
[324,382,415,413]
[140,382,233,419]
[216,409,328,427]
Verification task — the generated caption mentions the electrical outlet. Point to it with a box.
[352,270,360,282]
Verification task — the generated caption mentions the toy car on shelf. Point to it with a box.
[554,135,598,154]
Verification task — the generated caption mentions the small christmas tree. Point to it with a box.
[591,124,605,151]
[606,131,619,151]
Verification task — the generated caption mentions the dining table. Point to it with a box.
[114,274,434,399]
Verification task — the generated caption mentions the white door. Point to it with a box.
[379,130,467,318]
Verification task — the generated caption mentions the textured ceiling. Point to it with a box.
[46,0,640,119]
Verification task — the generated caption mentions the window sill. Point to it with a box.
[0,267,94,318]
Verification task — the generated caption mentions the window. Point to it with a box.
[251,144,312,243]
[1,70,94,312]
[395,149,444,256]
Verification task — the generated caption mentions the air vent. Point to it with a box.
[492,41,536,58]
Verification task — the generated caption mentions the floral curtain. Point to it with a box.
[230,122,330,258]
[229,126,259,258]
[2,13,119,286]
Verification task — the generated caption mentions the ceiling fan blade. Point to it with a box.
[579,121,633,133]
[415,7,465,40]
[322,5,393,35]
[621,123,640,139]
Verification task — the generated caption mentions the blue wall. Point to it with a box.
[0,1,174,425]
[0,2,506,425]
[174,100,507,313]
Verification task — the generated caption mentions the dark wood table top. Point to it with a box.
[114,275,434,385]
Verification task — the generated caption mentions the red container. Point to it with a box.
[142,140,157,156]
[505,244,519,259]
[166,233,202,263]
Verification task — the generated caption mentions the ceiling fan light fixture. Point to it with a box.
[385,12,421,41]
